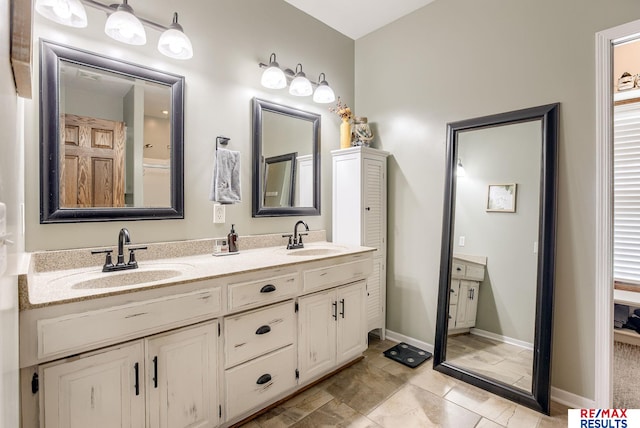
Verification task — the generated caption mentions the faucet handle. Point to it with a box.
[297,232,308,245]
[91,249,114,271]
[127,246,148,267]
[282,234,294,249]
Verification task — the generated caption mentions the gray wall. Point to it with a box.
[354,0,640,401]
[454,121,541,344]
[25,0,354,250]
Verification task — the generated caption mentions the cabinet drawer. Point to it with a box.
[465,264,485,281]
[228,273,298,311]
[225,345,296,420]
[303,259,372,293]
[37,287,222,359]
[224,301,295,368]
[451,261,466,278]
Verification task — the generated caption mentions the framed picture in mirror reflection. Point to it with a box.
[486,183,517,212]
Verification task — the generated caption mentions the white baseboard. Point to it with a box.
[384,329,434,353]
[384,330,593,409]
[470,328,534,351]
[551,387,595,409]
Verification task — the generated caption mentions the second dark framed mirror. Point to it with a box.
[252,98,320,217]
[433,103,559,414]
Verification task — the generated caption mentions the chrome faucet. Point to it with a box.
[283,220,309,250]
[91,228,147,272]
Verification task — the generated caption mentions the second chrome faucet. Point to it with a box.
[92,228,147,272]
[283,220,309,250]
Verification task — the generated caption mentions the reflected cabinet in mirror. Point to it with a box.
[40,40,185,223]
[252,98,320,217]
[433,103,559,414]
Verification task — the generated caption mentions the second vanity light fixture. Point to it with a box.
[259,53,336,104]
[35,0,194,59]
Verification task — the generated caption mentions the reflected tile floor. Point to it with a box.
[446,334,533,392]
[240,336,568,428]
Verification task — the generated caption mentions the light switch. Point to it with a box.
[459,236,465,247]
[533,241,538,254]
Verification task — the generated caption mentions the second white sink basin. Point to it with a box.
[286,247,343,257]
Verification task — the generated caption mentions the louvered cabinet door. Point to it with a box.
[363,157,386,257]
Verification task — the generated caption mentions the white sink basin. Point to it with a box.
[286,247,343,257]
[47,263,193,290]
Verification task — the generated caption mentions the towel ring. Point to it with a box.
[216,136,230,151]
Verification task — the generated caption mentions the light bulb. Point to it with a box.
[289,64,312,97]
[313,73,335,103]
[260,53,286,89]
[104,1,146,46]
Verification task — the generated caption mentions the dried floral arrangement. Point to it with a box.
[329,97,352,121]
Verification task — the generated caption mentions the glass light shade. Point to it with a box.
[289,75,312,96]
[313,82,335,103]
[158,29,193,59]
[35,0,87,28]
[261,66,287,89]
[104,5,146,45]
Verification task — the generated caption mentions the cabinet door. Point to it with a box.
[297,289,337,383]
[456,281,479,329]
[147,321,218,428]
[42,342,145,428]
[336,281,367,365]
[363,157,385,255]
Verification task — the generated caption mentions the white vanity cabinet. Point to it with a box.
[40,321,218,428]
[297,280,367,383]
[448,256,486,333]
[332,147,389,338]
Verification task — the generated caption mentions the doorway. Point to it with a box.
[595,18,640,408]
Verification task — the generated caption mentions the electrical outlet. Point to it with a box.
[213,204,225,223]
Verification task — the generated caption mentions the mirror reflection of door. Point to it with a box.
[263,153,297,208]
[446,120,542,393]
[61,114,125,208]
[59,60,172,208]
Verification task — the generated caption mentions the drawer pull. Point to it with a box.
[332,301,338,320]
[340,299,345,318]
[456,267,462,271]
[134,362,140,396]
[152,356,158,388]
[255,325,271,335]
[450,288,455,293]
[256,374,272,385]
[260,284,276,293]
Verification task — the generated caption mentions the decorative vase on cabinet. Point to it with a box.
[331,146,389,339]
[340,118,351,149]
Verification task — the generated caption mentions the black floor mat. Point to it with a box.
[383,342,432,368]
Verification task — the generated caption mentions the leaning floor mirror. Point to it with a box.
[433,103,559,414]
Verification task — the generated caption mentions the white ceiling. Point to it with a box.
[284,0,435,40]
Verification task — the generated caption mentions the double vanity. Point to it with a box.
[18,233,374,428]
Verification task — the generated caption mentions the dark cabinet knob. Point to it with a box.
[260,284,276,293]
[255,325,271,335]
[256,374,272,385]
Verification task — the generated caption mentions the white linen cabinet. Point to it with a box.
[332,147,389,339]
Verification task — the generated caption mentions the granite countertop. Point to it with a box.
[20,240,374,310]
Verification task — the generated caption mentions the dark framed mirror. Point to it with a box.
[40,40,184,223]
[433,103,559,414]
[252,98,320,217]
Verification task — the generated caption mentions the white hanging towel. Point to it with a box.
[210,148,241,204]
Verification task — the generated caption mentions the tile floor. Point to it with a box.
[241,336,568,427]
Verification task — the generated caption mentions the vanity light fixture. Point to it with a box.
[313,73,336,103]
[104,0,146,45]
[457,158,466,177]
[38,0,195,59]
[157,13,193,60]
[35,0,88,28]
[289,64,313,97]
[260,53,287,89]
[259,53,336,103]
